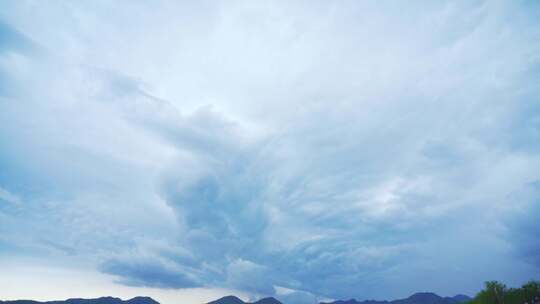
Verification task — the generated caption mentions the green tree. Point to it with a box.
[469,280,540,304]
[485,281,507,304]
[521,281,540,303]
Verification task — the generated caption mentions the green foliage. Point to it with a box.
[469,281,540,304]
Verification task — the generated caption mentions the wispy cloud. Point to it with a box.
[1,0,539,302]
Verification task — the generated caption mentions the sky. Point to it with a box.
[1,1,540,304]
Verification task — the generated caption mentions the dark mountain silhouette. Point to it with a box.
[0,297,160,304]
[252,298,282,304]
[321,293,471,304]
[0,293,470,304]
[208,296,246,304]
[207,296,282,304]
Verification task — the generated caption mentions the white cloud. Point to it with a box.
[0,187,21,205]
[1,0,540,302]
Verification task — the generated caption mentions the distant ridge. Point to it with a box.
[207,296,282,304]
[0,293,471,304]
[321,293,471,304]
[208,296,246,304]
[0,297,160,304]
[252,298,282,304]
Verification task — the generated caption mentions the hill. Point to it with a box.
[208,296,282,304]
[321,292,471,304]
[0,297,159,304]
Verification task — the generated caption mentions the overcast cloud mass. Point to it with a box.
[1,1,540,304]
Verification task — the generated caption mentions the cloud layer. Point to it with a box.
[1,1,540,302]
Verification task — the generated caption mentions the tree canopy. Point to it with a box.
[469,281,540,304]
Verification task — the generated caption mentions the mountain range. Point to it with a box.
[320,293,471,304]
[0,297,159,304]
[0,292,471,304]
[207,293,471,304]
[208,296,282,304]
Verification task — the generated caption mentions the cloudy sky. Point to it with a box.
[1,1,540,304]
